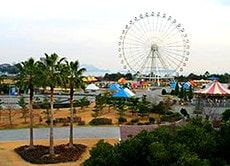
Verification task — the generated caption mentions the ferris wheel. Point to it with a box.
[118,12,190,81]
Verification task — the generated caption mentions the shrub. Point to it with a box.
[131,118,139,124]
[149,117,155,124]
[78,120,86,125]
[193,110,202,114]
[137,122,144,125]
[222,109,230,122]
[170,89,175,95]
[180,108,188,116]
[161,112,182,122]
[172,99,177,105]
[89,118,112,125]
[161,89,167,95]
[118,117,127,123]
[45,120,56,125]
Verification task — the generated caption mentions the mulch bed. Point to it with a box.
[14,144,87,164]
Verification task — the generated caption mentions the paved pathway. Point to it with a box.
[0,126,120,142]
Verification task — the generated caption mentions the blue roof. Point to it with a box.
[208,76,218,81]
[170,81,181,89]
[108,83,121,91]
[112,88,135,98]
[182,82,190,89]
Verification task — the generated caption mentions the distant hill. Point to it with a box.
[0,63,111,77]
[81,64,110,72]
[81,64,110,76]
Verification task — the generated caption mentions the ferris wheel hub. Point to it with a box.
[151,44,159,52]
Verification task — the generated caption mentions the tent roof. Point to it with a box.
[108,83,121,91]
[85,83,99,90]
[170,81,181,89]
[183,82,190,89]
[194,80,230,96]
[83,76,97,82]
[208,76,218,81]
[112,88,135,98]
[118,77,126,83]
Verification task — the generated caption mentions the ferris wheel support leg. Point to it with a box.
[157,77,160,86]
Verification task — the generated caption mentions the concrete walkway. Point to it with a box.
[0,126,120,142]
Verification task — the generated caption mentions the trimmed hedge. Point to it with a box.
[89,118,112,125]
[161,112,182,122]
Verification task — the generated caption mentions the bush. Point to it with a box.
[78,120,86,125]
[137,122,144,125]
[131,118,139,124]
[170,89,175,95]
[161,89,167,95]
[118,117,127,123]
[180,108,188,116]
[161,112,182,122]
[222,109,230,122]
[89,118,112,125]
[193,109,202,114]
[45,120,56,125]
[172,99,177,105]
[149,117,155,124]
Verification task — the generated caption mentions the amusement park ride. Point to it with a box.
[118,11,190,86]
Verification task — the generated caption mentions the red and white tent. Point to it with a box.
[194,80,230,97]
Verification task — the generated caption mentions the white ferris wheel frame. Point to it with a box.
[118,12,190,82]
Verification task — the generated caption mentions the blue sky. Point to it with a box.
[0,0,230,76]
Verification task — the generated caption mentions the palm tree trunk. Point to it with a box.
[29,87,34,148]
[49,86,55,156]
[69,87,74,148]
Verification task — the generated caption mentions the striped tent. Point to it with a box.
[194,80,230,97]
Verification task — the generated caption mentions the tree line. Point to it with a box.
[1,62,230,83]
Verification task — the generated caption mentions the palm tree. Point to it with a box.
[63,60,86,148]
[15,58,39,148]
[38,53,65,156]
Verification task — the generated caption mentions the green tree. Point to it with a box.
[178,85,185,100]
[188,85,194,102]
[15,57,40,148]
[42,96,50,121]
[93,94,106,117]
[0,99,3,124]
[76,97,90,110]
[175,82,180,96]
[221,109,230,122]
[62,60,86,148]
[18,95,29,123]
[176,118,217,159]
[115,99,127,123]
[219,120,230,163]
[84,140,116,166]
[127,97,139,116]
[38,53,65,156]
[180,108,188,117]
[161,89,167,95]
[84,118,227,165]
[137,96,150,119]
[204,71,210,79]
[177,152,210,166]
